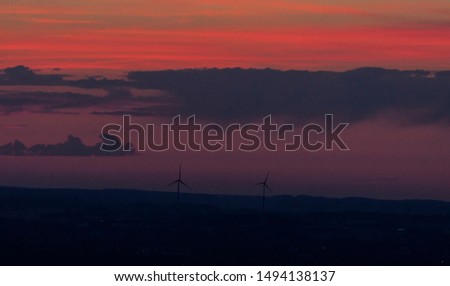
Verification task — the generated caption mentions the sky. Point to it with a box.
[0,1,449,200]
[0,0,449,71]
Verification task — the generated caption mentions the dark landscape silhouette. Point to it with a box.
[1,186,450,266]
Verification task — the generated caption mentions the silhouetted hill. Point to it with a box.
[1,186,449,215]
[2,186,450,265]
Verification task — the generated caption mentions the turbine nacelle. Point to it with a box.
[255,172,272,192]
[168,179,192,190]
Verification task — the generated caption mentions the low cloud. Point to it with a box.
[1,66,64,85]
[0,135,135,157]
[0,87,167,115]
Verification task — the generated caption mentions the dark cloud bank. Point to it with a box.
[0,135,134,157]
[1,65,449,124]
[127,68,450,124]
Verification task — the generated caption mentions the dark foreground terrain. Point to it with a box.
[1,186,450,265]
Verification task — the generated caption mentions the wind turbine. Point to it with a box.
[255,171,272,223]
[168,164,192,206]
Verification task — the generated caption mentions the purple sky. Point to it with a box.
[1,105,449,200]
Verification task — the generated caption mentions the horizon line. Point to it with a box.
[0,184,448,204]
[1,65,449,74]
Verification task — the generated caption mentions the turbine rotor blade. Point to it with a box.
[167,180,179,187]
[264,172,270,183]
[179,180,192,190]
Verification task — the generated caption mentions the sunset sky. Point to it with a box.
[1,0,449,71]
[0,1,449,201]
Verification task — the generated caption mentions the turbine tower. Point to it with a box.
[168,164,191,206]
[255,171,272,223]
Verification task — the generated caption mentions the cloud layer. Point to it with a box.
[127,67,450,124]
[0,135,134,156]
[1,66,449,125]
